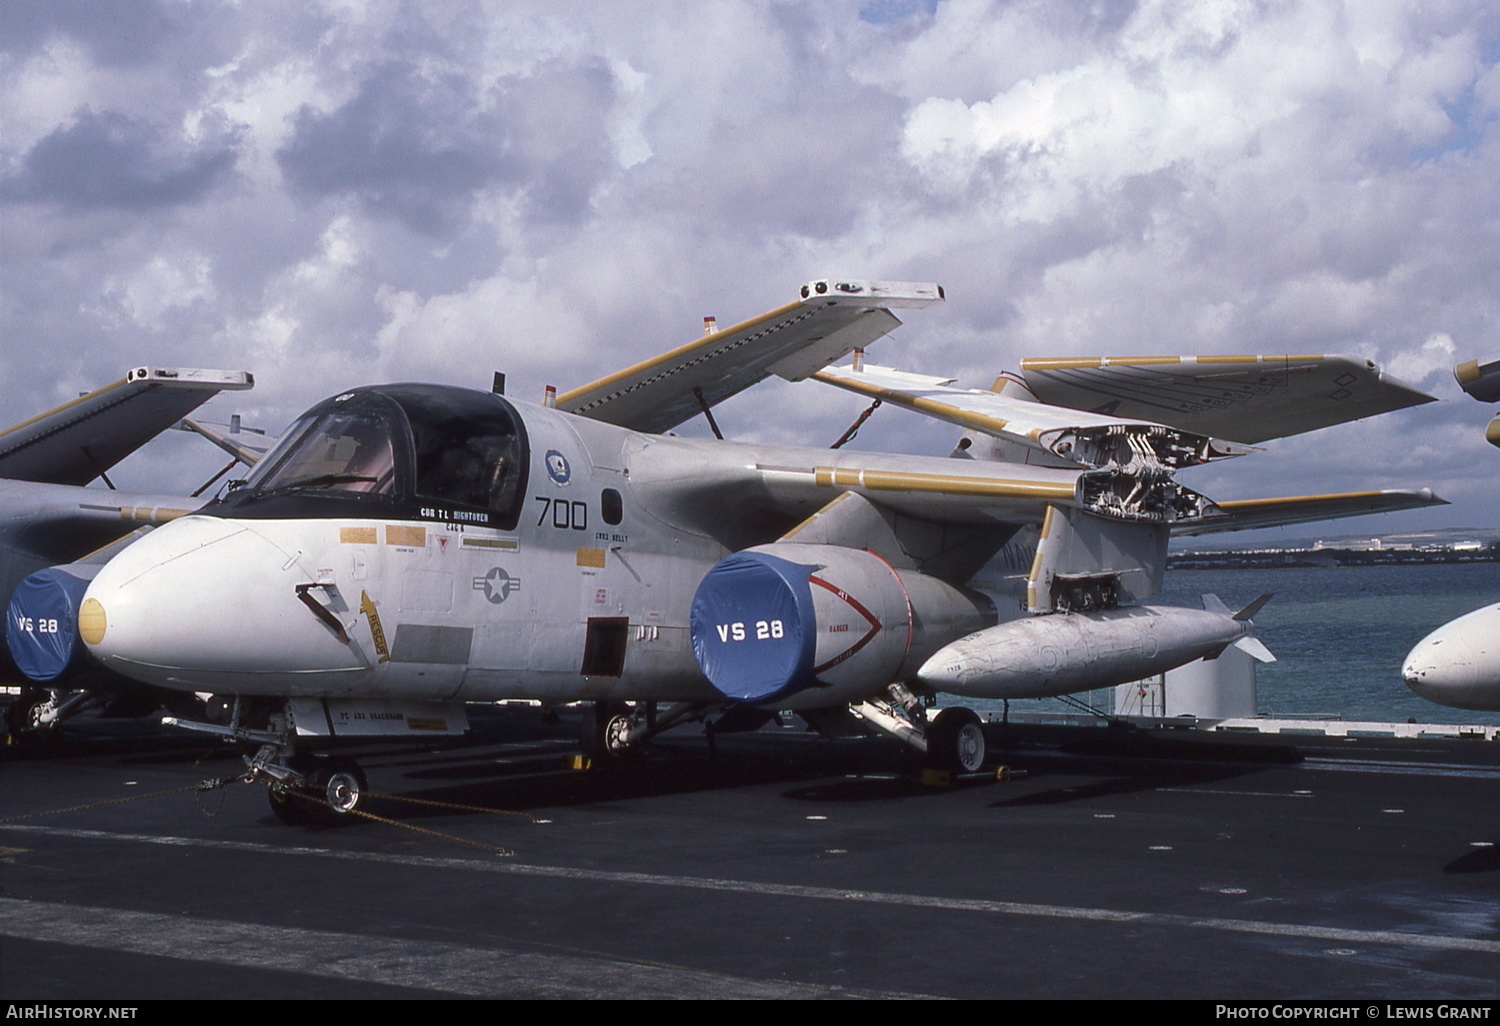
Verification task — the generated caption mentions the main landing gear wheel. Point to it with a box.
[580,702,637,761]
[927,707,987,774]
[6,689,58,742]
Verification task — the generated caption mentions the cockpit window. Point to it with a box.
[389,387,527,524]
[234,385,528,528]
[247,397,402,496]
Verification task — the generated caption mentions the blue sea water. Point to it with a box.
[990,563,1500,726]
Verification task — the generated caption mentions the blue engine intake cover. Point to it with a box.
[7,566,97,682]
[690,551,819,704]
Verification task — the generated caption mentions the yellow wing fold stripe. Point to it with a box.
[0,378,131,442]
[118,506,193,524]
[1026,505,1059,609]
[778,491,858,542]
[812,466,1075,500]
[811,370,1012,435]
[1213,491,1390,511]
[556,300,805,407]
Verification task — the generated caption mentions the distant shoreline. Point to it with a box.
[1169,550,1500,570]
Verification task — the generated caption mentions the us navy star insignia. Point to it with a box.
[474,567,521,604]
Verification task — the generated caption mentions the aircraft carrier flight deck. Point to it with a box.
[1,703,1497,1001]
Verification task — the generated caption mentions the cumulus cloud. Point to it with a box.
[0,0,183,67]
[276,56,618,234]
[4,107,239,211]
[0,0,1496,535]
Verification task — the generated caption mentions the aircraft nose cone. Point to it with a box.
[1401,603,1500,712]
[83,515,362,691]
[1401,636,1474,690]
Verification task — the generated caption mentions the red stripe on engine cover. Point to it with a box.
[808,575,883,674]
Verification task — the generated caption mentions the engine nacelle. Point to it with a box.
[689,543,993,709]
[7,564,105,683]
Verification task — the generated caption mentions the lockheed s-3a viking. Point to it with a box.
[60,280,1442,822]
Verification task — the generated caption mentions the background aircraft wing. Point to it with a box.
[0,479,201,566]
[813,362,1255,469]
[558,279,942,433]
[176,417,275,466]
[0,367,254,486]
[1172,488,1446,536]
[1017,355,1435,444]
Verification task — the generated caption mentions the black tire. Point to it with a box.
[268,783,314,825]
[927,707,987,773]
[580,702,636,761]
[7,691,57,743]
[266,754,317,825]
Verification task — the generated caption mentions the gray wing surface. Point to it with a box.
[1019,355,1435,444]
[812,362,1256,469]
[558,280,942,433]
[0,367,253,485]
[177,418,275,466]
[1173,488,1446,536]
[0,479,201,563]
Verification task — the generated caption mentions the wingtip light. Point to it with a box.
[798,279,944,308]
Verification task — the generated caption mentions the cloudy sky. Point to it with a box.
[3,0,1498,537]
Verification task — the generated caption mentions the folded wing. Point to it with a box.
[1017,354,1434,443]
[1172,488,1446,536]
[558,279,942,433]
[813,362,1256,471]
[0,367,254,486]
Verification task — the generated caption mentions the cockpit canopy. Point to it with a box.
[231,385,530,528]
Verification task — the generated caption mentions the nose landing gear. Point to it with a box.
[164,700,372,826]
[264,754,370,825]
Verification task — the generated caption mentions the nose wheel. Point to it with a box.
[314,757,368,815]
[160,700,374,825]
[264,754,369,825]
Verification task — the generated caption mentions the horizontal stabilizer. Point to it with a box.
[1234,636,1276,663]
[1019,354,1435,444]
[559,280,942,433]
[1173,488,1445,536]
[1233,593,1274,622]
[0,367,254,486]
